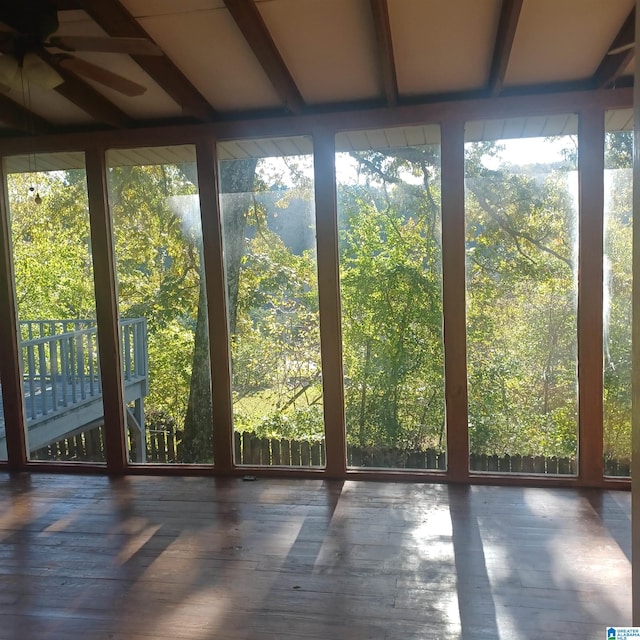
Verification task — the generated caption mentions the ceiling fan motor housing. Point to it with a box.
[0,0,59,41]
[0,0,156,96]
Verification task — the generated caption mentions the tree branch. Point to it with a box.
[469,185,573,270]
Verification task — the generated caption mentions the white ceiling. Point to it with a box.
[390,0,502,96]
[0,0,634,132]
[505,0,634,86]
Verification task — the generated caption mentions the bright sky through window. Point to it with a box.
[480,136,575,169]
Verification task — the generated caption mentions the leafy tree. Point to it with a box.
[603,131,632,464]
[337,147,445,453]
[7,131,633,470]
[9,169,95,323]
[103,163,203,460]
[465,139,578,457]
[222,156,324,443]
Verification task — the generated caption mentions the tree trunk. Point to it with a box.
[178,277,212,462]
[178,158,257,462]
[219,159,257,335]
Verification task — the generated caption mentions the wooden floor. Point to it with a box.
[0,474,631,640]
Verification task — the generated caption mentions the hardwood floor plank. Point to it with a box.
[0,474,630,639]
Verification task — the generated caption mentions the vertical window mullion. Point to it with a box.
[441,120,470,481]
[578,108,605,485]
[314,129,347,476]
[196,139,234,472]
[85,148,127,472]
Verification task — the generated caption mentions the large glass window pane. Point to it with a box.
[336,126,445,470]
[108,146,212,464]
[218,136,325,467]
[465,117,579,474]
[604,109,633,477]
[6,153,106,462]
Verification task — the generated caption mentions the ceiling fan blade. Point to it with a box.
[49,35,162,56]
[23,52,64,90]
[58,56,147,96]
[608,42,634,56]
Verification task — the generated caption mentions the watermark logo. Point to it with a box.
[607,629,640,639]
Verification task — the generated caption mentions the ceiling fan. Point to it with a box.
[608,42,634,56]
[0,0,162,97]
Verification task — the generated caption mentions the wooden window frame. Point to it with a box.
[0,87,631,488]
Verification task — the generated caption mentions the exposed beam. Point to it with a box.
[223,0,305,114]
[52,0,83,9]
[0,87,631,157]
[499,78,593,98]
[0,93,52,134]
[76,0,217,122]
[369,0,398,107]
[593,7,635,89]
[488,0,524,96]
[38,49,133,128]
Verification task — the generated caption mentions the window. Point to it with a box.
[6,153,106,462]
[108,146,212,464]
[603,109,633,477]
[218,136,325,467]
[336,126,445,470]
[465,117,579,474]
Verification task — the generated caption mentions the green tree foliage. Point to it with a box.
[9,169,95,322]
[223,156,324,442]
[7,131,633,467]
[603,131,632,463]
[465,139,578,458]
[108,163,203,454]
[337,148,445,451]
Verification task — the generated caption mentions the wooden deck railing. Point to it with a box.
[17,318,147,423]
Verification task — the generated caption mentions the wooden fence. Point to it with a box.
[32,426,106,463]
[234,431,325,466]
[30,426,630,477]
[470,453,576,474]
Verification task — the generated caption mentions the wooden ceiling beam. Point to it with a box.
[592,7,635,89]
[223,0,305,114]
[76,0,217,122]
[52,0,83,10]
[488,0,524,96]
[369,0,398,107]
[0,94,52,135]
[37,50,132,128]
